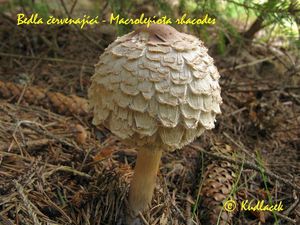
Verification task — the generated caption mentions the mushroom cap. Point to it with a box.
[88,24,222,151]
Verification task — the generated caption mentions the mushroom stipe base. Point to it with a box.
[127,148,162,218]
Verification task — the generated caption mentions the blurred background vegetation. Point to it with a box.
[1,0,299,50]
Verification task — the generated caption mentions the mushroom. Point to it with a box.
[88,24,222,221]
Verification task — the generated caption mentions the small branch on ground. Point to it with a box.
[0,52,94,68]
[0,138,53,152]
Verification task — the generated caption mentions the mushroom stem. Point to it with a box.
[128,148,162,216]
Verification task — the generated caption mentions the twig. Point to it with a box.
[0,151,34,162]
[42,165,91,180]
[39,193,72,223]
[3,119,83,153]
[16,84,28,105]
[220,56,276,73]
[189,144,300,193]
[69,0,78,15]
[283,192,300,216]
[275,211,297,224]
[0,138,53,151]
[225,0,258,10]
[39,34,63,55]
[138,212,150,225]
[14,180,42,225]
[226,86,300,93]
[223,132,257,164]
[0,151,89,180]
[223,106,247,117]
[59,0,104,50]
[22,122,84,152]
[2,13,63,56]
[0,52,94,68]
[0,215,14,225]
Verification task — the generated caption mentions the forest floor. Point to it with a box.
[0,13,300,225]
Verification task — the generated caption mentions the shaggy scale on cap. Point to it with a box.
[88,24,222,151]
